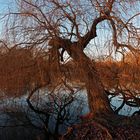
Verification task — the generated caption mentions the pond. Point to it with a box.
[0,89,139,139]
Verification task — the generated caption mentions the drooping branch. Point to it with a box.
[109,18,140,53]
[51,0,81,39]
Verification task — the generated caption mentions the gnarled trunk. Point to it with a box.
[49,38,113,115]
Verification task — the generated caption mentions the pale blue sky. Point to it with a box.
[0,0,139,60]
[0,0,13,13]
[0,0,16,35]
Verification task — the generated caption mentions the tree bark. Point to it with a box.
[69,45,113,115]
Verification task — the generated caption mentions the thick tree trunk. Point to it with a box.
[70,46,112,115]
[83,59,112,115]
[49,38,113,115]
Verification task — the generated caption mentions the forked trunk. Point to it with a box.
[49,38,113,115]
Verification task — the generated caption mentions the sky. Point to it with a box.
[0,0,139,60]
[0,0,13,13]
[0,0,17,36]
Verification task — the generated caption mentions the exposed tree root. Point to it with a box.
[61,115,140,140]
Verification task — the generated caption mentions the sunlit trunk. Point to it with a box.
[70,46,112,115]
[83,60,112,115]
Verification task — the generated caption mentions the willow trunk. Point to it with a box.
[70,46,112,115]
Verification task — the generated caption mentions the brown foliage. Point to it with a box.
[0,47,49,97]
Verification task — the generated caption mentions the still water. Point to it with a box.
[0,89,139,139]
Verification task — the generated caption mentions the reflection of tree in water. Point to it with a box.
[0,86,86,139]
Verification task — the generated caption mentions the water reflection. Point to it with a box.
[110,94,140,116]
[0,90,139,139]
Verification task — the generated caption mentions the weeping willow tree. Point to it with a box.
[1,0,140,118]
